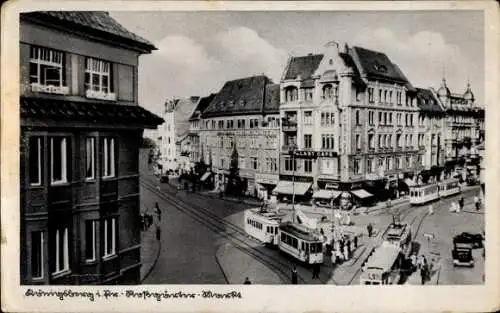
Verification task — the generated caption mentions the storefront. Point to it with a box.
[273,179,313,204]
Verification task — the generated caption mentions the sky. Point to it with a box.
[110,10,484,117]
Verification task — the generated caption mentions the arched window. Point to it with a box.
[323,84,333,99]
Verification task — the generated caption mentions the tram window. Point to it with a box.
[275,227,278,234]
[305,243,309,253]
[301,242,304,250]
[281,233,285,241]
[292,238,298,248]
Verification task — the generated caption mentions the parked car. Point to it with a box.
[160,175,169,183]
[453,232,483,249]
[452,241,474,267]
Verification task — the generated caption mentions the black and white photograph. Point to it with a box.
[2,1,499,312]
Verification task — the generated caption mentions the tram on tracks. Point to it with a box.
[244,208,282,245]
[278,221,324,264]
[360,242,403,285]
[409,178,461,205]
[382,223,412,255]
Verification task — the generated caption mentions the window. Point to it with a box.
[378,134,382,149]
[368,87,374,103]
[220,158,225,168]
[355,134,361,150]
[303,111,313,125]
[323,85,333,99]
[355,110,361,125]
[85,137,95,180]
[102,138,115,178]
[304,88,314,101]
[384,112,388,125]
[396,134,402,147]
[388,134,392,148]
[52,227,69,274]
[29,46,67,92]
[251,157,258,170]
[320,112,335,126]
[396,157,402,169]
[378,158,384,170]
[354,159,361,174]
[368,111,375,125]
[378,112,383,124]
[31,231,43,279]
[285,87,298,102]
[103,218,117,258]
[50,137,68,184]
[85,57,113,96]
[285,157,297,171]
[218,120,224,129]
[271,158,278,172]
[368,134,374,149]
[367,158,373,173]
[239,157,246,169]
[29,137,42,185]
[389,91,393,104]
[389,113,393,125]
[304,160,313,173]
[322,134,335,149]
[386,157,392,170]
[304,134,312,149]
[356,87,362,101]
[410,114,414,126]
[378,89,382,103]
[85,220,97,261]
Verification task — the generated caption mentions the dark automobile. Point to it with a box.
[452,242,474,267]
[160,175,169,183]
[453,232,483,248]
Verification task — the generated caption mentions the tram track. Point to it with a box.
[139,177,326,285]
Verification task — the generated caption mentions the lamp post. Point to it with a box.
[291,143,297,223]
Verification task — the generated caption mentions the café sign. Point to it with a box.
[290,150,338,158]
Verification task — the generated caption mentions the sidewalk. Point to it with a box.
[140,224,161,282]
[215,242,283,284]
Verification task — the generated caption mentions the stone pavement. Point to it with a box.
[140,218,161,282]
[215,242,283,284]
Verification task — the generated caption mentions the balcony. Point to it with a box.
[30,83,69,95]
[282,120,298,132]
[85,90,117,101]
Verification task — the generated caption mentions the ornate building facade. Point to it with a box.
[198,75,281,198]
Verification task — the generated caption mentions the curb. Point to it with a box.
[140,232,162,283]
[214,253,230,284]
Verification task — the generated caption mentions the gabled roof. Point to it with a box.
[416,88,445,113]
[21,97,163,128]
[339,50,365,87]
[351,46,411,86]
[202,75,274,118]
[22,11,156,53]
[263,84,280,114]
[283,54,324,81]
[189,93,216,121]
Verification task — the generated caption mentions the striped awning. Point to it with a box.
[312,189,341,199]
[273,181,312,196]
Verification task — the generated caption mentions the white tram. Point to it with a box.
[244,208,282,245]
[278,221,324,264]
[360,242,403,285]
[382,223,412,255]
[409,178,461,205]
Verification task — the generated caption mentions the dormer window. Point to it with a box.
[373,62,388,73]
[285,86,298,102]
[29,46,68,95]
[85,57,116,101]
[228,101,234,108]
[323,84,337,99]
[239,99,245,107]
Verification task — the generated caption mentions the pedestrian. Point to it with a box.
[428,204,434,215]
[353,235,358,249]
[455,201,461,213]
[155,202,162,221]
[474,195,480,211]
[459,196,465,210]
[410,253,417,272]
[343,244,349,261]
[291,266,298,284]
[367,223,373,238]
[417,255,424,270]
[155,225,161,241]
[420,263,428,285]
[244,277,251,285]
[346,238,352,257]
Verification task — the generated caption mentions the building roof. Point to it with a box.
[351,46,412,86]
[22,11,156,52]
[189,93,216,121]
[416,88,445,113]
[201,75,275,118]
[283,54,324,80]
[339,51,366,86]
[21,97,163,128]
[263,84,280,114]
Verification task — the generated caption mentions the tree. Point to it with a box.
[225,142,242,196]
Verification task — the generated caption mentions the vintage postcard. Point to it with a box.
[1,0,499,312]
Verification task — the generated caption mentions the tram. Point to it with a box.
[409,178,461,205]
[278,221,324,264]
[244,208,282,245]
[382,223,412,254]
[360,242,403,285]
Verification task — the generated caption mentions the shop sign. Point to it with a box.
[291,150,338,158]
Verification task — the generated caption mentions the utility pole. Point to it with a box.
[291,145,296,223]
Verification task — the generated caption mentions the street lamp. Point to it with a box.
[290,143,297,223]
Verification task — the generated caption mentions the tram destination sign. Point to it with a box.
[290,150,338,158]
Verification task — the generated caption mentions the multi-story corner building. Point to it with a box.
[276,42,421,201]
[187,94,216,166]
[435,79,485,173]
[19,12,163,284]
[199,75,281,198]
[158,97,198,172]
[415,88,446,170]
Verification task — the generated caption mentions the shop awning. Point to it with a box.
[350,189,373,199]
[312,189,341,199]
[404,178,416,187]
[200,172,212,182]
[273,181,312,196]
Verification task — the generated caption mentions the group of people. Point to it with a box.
[328,234,359,265]
[403,253,431,285]
[448,195,482,213]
